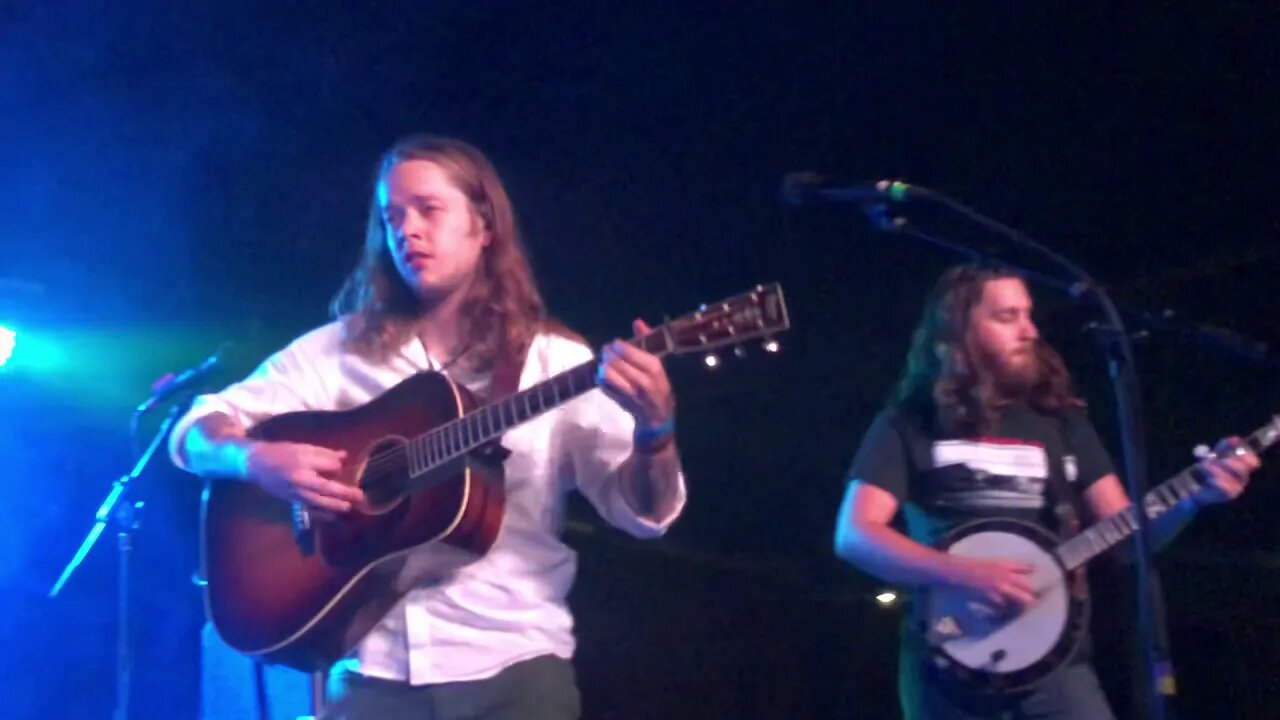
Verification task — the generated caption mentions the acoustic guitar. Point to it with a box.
[199,284,789,670]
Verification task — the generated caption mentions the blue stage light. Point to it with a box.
[0,325,14,368]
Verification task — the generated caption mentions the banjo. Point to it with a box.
[922,415,1280,693]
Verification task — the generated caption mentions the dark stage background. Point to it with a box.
[2,2,1278,718]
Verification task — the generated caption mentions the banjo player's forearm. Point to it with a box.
[836,523,971,589]
[1130,496,1199,557]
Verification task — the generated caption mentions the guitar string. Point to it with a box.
[353,329,673,476]
[355,361,599,478]
[358,338,473,475]
[364,340,472,474]
[359,370,573,473]
[351,326,684,479]
[1057,421,1278,566]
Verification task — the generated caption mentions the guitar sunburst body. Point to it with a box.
[202,372,502,671]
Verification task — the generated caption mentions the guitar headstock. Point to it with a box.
[644,283,790,360]
[1251,415,1280,455]
[1195,415,1280,462]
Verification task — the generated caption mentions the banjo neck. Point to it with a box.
[1055,415,1280,572]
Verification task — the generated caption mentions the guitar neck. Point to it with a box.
[403,329,675,479]
[1056,420,1278,571]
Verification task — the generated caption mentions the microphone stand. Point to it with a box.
[49,400,190,720]
[853,189,1273,720]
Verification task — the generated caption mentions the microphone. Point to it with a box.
[779,173,917,206]
[134,342,230,415]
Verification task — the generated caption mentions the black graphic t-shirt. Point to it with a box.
[848,402,1115,546]
[847,402,1118,683]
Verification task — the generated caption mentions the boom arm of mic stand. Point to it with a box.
[48,402,187,720]
[48,403,184,598]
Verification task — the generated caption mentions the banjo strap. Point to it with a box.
[1048,413,1082,537]
[1050,413,1087,597]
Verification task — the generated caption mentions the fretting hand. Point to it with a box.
[596,318,677,450]
[1191,436,1260,506]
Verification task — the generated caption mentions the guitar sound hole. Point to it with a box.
[360,439,410,511]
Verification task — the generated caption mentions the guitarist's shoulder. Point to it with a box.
[248,321,356,378]
[286,320,350,357]
[532,320,594,369]
[540,318,588,346]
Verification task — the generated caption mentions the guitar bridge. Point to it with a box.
[292,502,316,556]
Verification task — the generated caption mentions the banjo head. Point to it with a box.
[924,517,1087,693]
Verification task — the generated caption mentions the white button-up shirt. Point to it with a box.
[169,322,686,684]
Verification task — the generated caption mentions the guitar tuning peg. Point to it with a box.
[703,353,720,369]
[733,345,747,358]
[1192,443,1212,461]
[762,338,780,353]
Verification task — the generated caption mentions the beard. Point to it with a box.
[986,349,1042,399]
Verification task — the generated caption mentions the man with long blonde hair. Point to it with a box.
[834,264,1258,719]
[171,135,686,719]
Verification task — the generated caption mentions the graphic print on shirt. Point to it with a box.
[929,438,1050,511]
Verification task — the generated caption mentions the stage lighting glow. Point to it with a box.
[0,325,69,376]
[874,591,898,606]
[0,326,14,368]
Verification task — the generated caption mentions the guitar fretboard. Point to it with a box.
[1055,419,1280,571]
[403,328,674,480]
